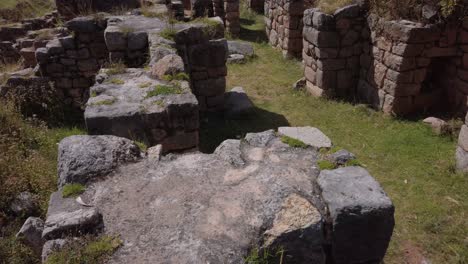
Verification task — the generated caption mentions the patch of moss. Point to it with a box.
[145,85,182,98]
[154,99,165,107]
[345,159,362,167]
[46,235,122,264]
[317,160,337,170]
[281,136,308,148]
[62,183,85,198]
[92,98,116,106]
[162,72,189,82]
[109,78,125,85]
[90,90,97,97]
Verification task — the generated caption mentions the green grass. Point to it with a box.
[62,183,85,198]
[0,100,85,263]
[200,10,468,264]
[317,160,337,170]
[109,78,125,85]
[134,141,148,152]
[145,85,182,98]
[162,72,189,82]
[91,98,116,106]
[139,82,152,88]
[105,62,127,75]
[159,27,177,41]
[280,135,308,148]
[46,235,122,264]
[0,0,55,22]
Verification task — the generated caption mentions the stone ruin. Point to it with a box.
[302,5,468,117]
[20,128,395,263]
[2,1,400,263]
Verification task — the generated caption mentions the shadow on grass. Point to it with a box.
[199,107,289,153]
[238,23,268,43]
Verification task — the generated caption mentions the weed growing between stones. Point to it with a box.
[134,141,148,152]
[244,247,285,264]
[62,183,86,198]
[145,85,183,98]
[105,62,127,75]
[317,160,337,170]
[159,27,177,41]
[154,99,165,107]
[162,72,189,82]
[280,136,308,148]
[345,159,362,167]
[91,98,116,106]
[109,78,125,85]
[90,90,97,97]
[46,235,122,264]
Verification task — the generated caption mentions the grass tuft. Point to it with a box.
[46,235,122,264]
[109,78,125,85]
[162,72,189,82]
[139,82,152,88]
[281,136,308,148]
[316,0,354,14]
[145,85,182,98]
[317,160,337,170]
[62,183,85,198]
[105,62,127,75]
[159,27,177,40]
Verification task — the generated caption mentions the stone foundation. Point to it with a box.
[302,5,468,117]
[265,0,314,58]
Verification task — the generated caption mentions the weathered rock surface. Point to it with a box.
[329,149,356,165]
[423,117,448,135]
[85,68,199,152]
[224,86,254,119]
[42,239,68,263]
[151,54,185,79]
[227,40,254,57]
[227,54,246,64]
[278,126,332,149]
[318,166,395,264]
[10,191,38,216]
[68,130,394,263]
[16,217,45,255]
[42,191,103,240]
[58,135,141,187]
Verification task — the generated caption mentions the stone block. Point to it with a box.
[383,53,416,72]
[317,58,345,71]
[458,125,468,152]
[105,26,128,51]
[391,42,424,56]
[304,66,316,83]
[318,167,394,264]
[316,69,337,90]
[312,11,335,31]
[193,77,226,96]
[128,31,148,50]
[303,28,339,48]
[383,79,420,96]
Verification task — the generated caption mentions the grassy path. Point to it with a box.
[207,12,468,264]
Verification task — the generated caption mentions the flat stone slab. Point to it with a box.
[84,68,199,152]
[278,126,332,148]
[42,191,103,240]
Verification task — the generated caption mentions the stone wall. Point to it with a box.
[193,0,240,37]
[302,5,365,98]
[265,0,313,58]
[35,17,109,109]
[302,5,468,117]
[456,113,468,171]
[0,12,58,64]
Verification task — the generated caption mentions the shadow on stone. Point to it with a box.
[199,107,289,153]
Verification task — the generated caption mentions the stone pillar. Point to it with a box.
[302,5,365,98]
[265,0,306,58]
[224,0,240,37]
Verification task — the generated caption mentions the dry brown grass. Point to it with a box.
[316,0,354,14]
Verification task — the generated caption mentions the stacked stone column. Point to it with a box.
[212,0,240,38]
[174,26,228,111]
[265,0,307,58]
[302,5,364,98]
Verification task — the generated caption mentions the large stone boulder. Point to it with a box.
[227,40,254,57]
[57,135,141,187]
[317,166,395,264]
[151,54,185,79]
[70,129,394,263]
[10,191,38,217]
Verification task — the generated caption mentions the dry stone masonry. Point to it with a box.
[265,0,314,58]
[301,4,468,117]
[35,128,394,263]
